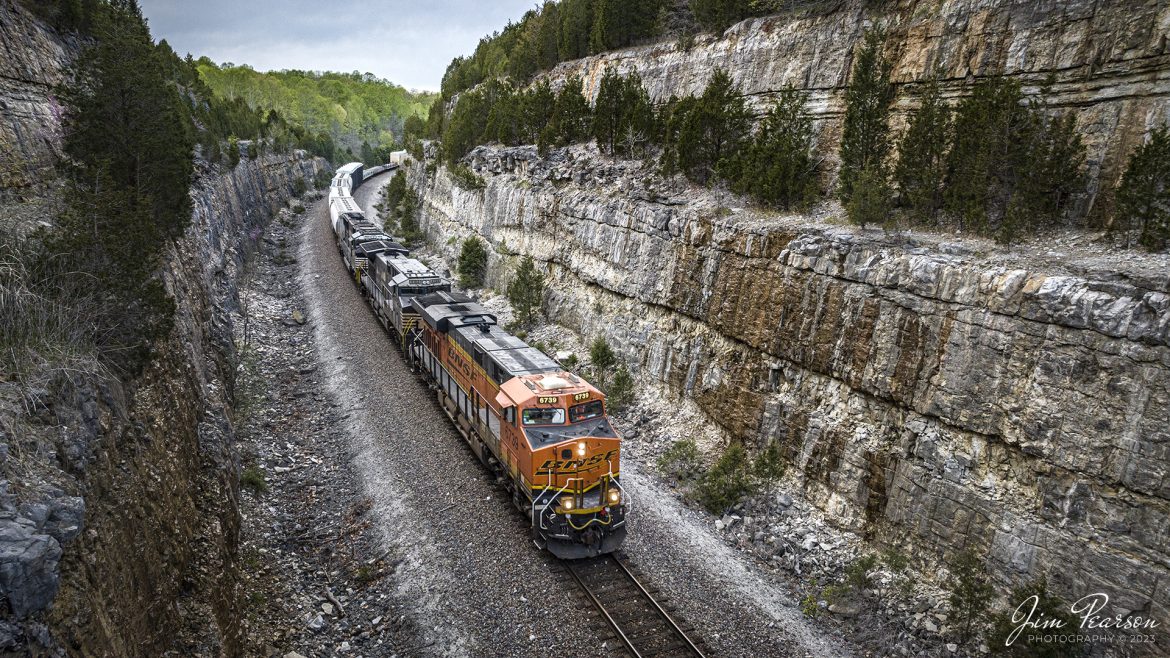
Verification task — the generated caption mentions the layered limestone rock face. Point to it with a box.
[548,0,1170,219]
[409,145,1169,622]
[0,1,76,200]
[0,4,327,651]
[29,152,326,656]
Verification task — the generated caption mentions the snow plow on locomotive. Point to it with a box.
[326,162,628,559]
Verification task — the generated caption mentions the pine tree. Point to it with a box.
[403,114,426,139]
[1116,126,1170,250]
[606,367,634,411]
[628,0,665,43]
[443,88,490,165]
[60,0,194,240]
[946,551,993,644]
[728,87,819,209]
[592,66,626,155]
[590,0,621,52]
[507,40,538,83]
[690,0,751,33]
[590,336,618,372]
[658,95,698,173]
[552,76,592,145]
[398,189,424,244]
[523,80,556,144]
[838,29,894,203]
[535,2,561,71]
[846,163,892,228]
[425,96,445,139]
[1022,111,1085,226]
[48,0,196,372]
[944,77,1026,233]
[458,237,489,288]
[671,69,751,184]
[541,76,592,153]
[558,0,594,60]
[616,70,656,158]
[485,82,521,145]
[941,77,1084,239]
[591,0,663,52]
[894,78,950,223]
[507,256,546,324]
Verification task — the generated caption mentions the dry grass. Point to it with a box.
[0,227,108,416]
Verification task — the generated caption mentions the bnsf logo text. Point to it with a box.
[537,450,618,475]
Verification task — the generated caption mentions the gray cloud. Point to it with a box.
[138,0,538,91]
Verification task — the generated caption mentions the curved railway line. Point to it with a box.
[337,165,710,656]
[565,554,708,658]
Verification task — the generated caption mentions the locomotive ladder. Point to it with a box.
[565,554,707,658]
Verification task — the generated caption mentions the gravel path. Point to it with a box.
[620,459,854,658]
[233,194,428,658]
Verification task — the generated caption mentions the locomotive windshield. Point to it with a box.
[522,407,565,425]
[569,400,604,423]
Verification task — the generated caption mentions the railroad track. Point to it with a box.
[564,554,707,658]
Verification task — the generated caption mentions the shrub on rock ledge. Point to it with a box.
[457,236,488,288]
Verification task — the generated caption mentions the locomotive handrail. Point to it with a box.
[533,465,628,533]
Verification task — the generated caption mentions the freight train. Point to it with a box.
[327,162,628,559]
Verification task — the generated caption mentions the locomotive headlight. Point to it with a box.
[560,495,575,511]
[577,441,586,457]
[608,489,621,505]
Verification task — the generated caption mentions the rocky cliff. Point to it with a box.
[0,0,76,201]
[0,3,329,653]
[549,0,1170,220]
[0,150,326,655]
[409,139,1169,627]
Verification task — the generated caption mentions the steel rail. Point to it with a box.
[612,555,706,658]
[566,554,705,658]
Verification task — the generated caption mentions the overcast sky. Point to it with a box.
[138,0,536,92]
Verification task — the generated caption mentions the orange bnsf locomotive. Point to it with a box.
[327,163,627,559]
[407,292,627,558]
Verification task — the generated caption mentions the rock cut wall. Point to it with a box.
[40,152,325,656]
[0,0,76,200]
[0,150,325,655]
[0,5,330,650]
[548,0,1170,219]
[409,143,1169,628]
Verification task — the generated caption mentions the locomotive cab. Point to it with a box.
[497,374,627,559]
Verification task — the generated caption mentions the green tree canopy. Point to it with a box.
[196,62,435,157]
[592,67,655,157]
[838,29,895,203]
[727,88,819,209]
[48,0,196,372]
[541,76,593,151]
[1116,126,1170,250]
[667,69,751,184]
[944,77,1085,240]
[507,256,546,324]
[895,78,951,222]
[458,237,489,288]
[690,0,753,33]
[558,0,595,61]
